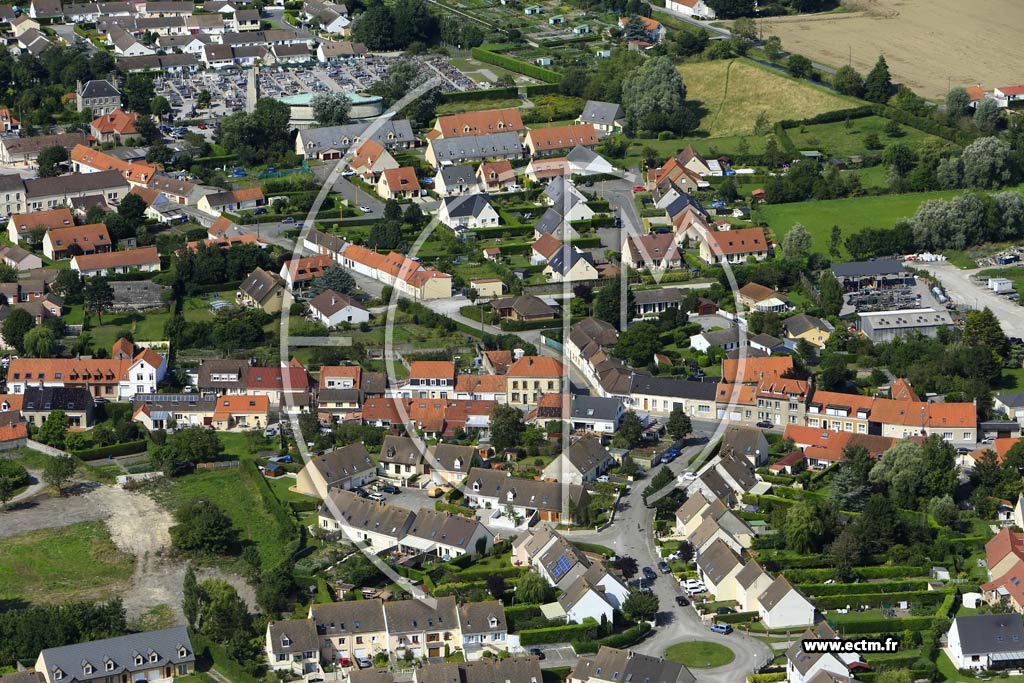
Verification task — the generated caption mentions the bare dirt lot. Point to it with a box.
[2,480,256,620]
[757,0,1024,99]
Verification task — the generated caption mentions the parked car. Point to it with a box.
[342,170,356,177]
[353,487,369,498]
[281,216,295,223]
[632,185,645,192]
[756,420,773,428]
[368,493,385,502]
[710,623,733,634]
[378,483,400,494]
[357,658,372,669]
[529,648,545,660]
[716,607,736,615]
[254,207,268,215]
[658,561,672,574]
[596,475,610,483]
[675,595,689,607]
[680,471,697,481]
[264,427,278,437]
[359,205,372,213]
[642,566,657,581]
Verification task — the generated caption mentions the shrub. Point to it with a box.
[519,619,597,646]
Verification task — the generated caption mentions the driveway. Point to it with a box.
[912,260,1024,337]
[563,451,773,683]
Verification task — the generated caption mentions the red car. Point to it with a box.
[198,124,207,129]
[339,658,351,668]
[632,185,645,192]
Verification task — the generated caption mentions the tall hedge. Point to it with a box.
[471,48,563,84]
[72,440,148,461]
[519,619,597,646]
[441,87,519,104]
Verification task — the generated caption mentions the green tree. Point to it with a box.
[945,87,970,120]
[622,590,659,622]
[621,56,693,134]
[829,224,842,257]
[42,453,76,495]
[309,265,357,296]
[256,561,295,616]
[197,90,212,108]
[197,579,250,644]
[612,555,639,579]
[515,571,551,604]
[863,55,892,103]
[869,436,957,510]
[84,277,115,323]
[883,142,916,176]
[782,223,813,260]
[37,145,68,178]
[928,495,958,528]
[783,500,826,553]
[667,406,692,441]
[312,92,352,126]
[706,0,755,18]
[2,307,34,353]
[731,16,756,41]
[622,15,649,41]
[169,499,238,556]
[612,321,661,366]
[787,54,813,80]
[974,98,1002,133]
[23,327,57,358]
[831,65,864,97]
[0,459,29,510]
[151,96,171,119]
[828,462,869,511]
[594,279,634,328]
[152,427,225,476]
[486,575,506,600]
[819,271,843,317]
[182,564,201,630]
[829,529,862,583]
[763,35,783,62]
[490,404,525,452]
[964,307,1010,362]
[612,411,644,449]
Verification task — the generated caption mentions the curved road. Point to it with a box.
[564,451,774,682]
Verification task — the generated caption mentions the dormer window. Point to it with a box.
[105,661,114,672]
[54,670,63,680]
[84,664,93,675]
[488,616,498,627]
[149,653,158,663]
[134,656,143,666]
[281,636,291,646]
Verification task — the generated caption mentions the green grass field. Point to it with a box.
[0,521,135,605]
[663,641,735,668]
[679,59,855,137]
[754,189,963,257]
[787,116,944,159]
[153,468,291,570]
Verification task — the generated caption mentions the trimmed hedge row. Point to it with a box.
[747,675,786,683]
[519,619,597,646]
[777,105,875,129]
[505,604,543,632]
[72,440,148,461]
[441,87,518,103]
[454,565,526,582]
[716,611,759,624]
[783,566,930,583]
[472,224,535,239]
[813,590,950,610]
[832,616,934,635]
[470,48,563,84]
[797,580,930,597]
[572,623,651,654]
[524,83,562,97]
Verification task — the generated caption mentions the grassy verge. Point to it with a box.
[0,521,135,604]
[662,641,735,668]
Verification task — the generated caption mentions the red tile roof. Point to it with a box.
[409,360,455,380]
[507,355,563,378]
[212,394,270,418]
[379,167,420,192]
[527,124,599,152]
[72,246,160,272]
[706,228,767,256]
[722,356,793,384]
[433,108,525,138]
[90,109,139,136]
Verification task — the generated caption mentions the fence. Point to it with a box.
[26,439,68,457]
[196,460,240,471]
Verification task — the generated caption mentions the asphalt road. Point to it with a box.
[911,260,1024,338]
[564,446,773,683]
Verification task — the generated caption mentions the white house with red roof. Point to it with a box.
[665,0,715,19]
[994,85,1024,108]
[698,227,768,265]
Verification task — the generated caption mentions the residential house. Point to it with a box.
[316,41,367,61]
[695,539,743,601]
[567,395,624,435]
[0,245,42,271]
[77,79,122,116]
[295,443,377,497]
[734,560,774,613]
[7,208,74,244]
[524,124,600,157]
[8,342,166,400]
[22,386,95,429]
[490,295,555,321]
[543,247,599,283]
[537,536,591,589]
[719,425,769,468]
[294,120,415,160]
[24,171,130,212]
[428,109,526,140]
[376,167,420,200]
[131,394,218,431]
[383,598,459,660]
[470,278,503,298]
[265,620,321,676]
[699,228,768,265]
[665,0,715,19]
[425,132,524,168]
[570,646,696,683]
[71,246,161,277]
[506,356,563,408]
[280,255,332,290]
[531,234,561,266]
[476,160,514,192]
[90,110,140,144]
[558,576,614,626]
[617,15,666,42]
[511,524,561,568]
[245,365,315,412]
[525,157,570,183]
[309,289,369,327]
[947,614,1024,670]
[309,599,390,664]
[238,267,286,313]
[738,282,789,312]
[197,187,266,216]
[438,193,499,231]
[458,601,508,658]
[576,101,625,137]
[542,434,614,484]
[674,492,725,537]
[622,233,682,272]
[42,223,111,260]
[34,627,195,683]
[464,467,590,524]
[454,374,506,404]
[676,145,721,177]
[407,360,456,400]
[209,395,270,431]
[755,377,809,428]
[0,174,25,218]
[434,165,478,196]
[785,623,859,683]
[633,288,683,319]
[426,443,480,484]
[757,576,815,629]
[783,313,834,348]
[0,132,88,167]
[377,435,424,484]
[688,509,751,555]
[690,328,743,354]
[317,489,415,551]
[400,508,494,560]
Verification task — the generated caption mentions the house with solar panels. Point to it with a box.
[538,536,591,589]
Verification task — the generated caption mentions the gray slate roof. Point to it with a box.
[573,646,695,683]
[37,627,194,683]
[952,613,1024,656]
[696,538,742,585]
[545,247,595,276]
[267,619,319,655]
[628,374,718,401]
[309,442,375,485]
[430,132,523,164]
[578,100,624,127]
[299,120,415,154]
[569,396,622,424]
[438,164,477,187]
[442,193,493,219]
[79,79,120,100]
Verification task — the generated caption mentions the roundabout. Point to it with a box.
[663,641,737,669]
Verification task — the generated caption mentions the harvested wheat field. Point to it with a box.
[757,0,1024,100]
[679,59,853,136]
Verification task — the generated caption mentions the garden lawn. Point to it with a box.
[754,189,963,257]
[619,134,769,169]
[156,468,291,570]
[787,116,944,159]
[0,521,135,605]
[678,59,855,137]
[436,98,523,116]
[663,641,735,668]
